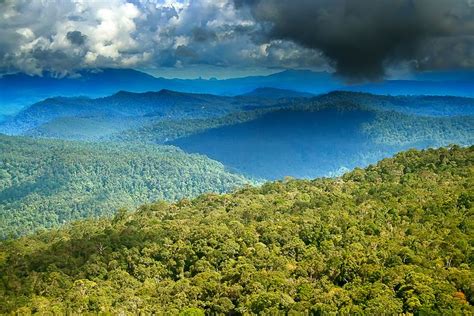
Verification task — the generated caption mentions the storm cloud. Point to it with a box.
[234,0,474,80]
[66,31,86,46]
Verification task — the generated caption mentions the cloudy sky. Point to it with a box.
[1,0,473,80]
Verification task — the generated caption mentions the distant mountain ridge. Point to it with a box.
[241,87,314,99]
[1,87,473,180]
[0,89,290,136]
[2,90,473,141]
[317,91,474,117]
[1,68,473,115]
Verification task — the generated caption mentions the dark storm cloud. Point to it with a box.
[31,47,85,71]
[234,0,474,80]
[66,31,86,46]
[175,45,199,59]
[191,27,217,43]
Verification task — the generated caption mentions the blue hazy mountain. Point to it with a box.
[345,80,474,97]
[240,87,314,99]
[2,68,473,116]
[2,88,473,142]
[0,89,290,136]
[0,69,173,116]
[0,69,335,115]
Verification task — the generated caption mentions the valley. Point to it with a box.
[171,103,473,179]
[0,88,472,237]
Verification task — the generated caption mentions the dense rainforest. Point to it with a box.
[0,135,251,238]
[1,146,472,314]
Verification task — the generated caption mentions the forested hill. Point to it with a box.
[0,135,251,237]
[3,91,474,142]
[0,89,289,136]
[316,91,474,117]
[1,146,473,314]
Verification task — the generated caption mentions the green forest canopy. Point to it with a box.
[1,146,472,314]
[0,135,251,238]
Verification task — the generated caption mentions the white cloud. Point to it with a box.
[0,0,326,75]
[16,28,35,39]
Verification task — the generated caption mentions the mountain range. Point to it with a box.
[1,88,472,180]
[1,68,473,116]
[0,88,298,137]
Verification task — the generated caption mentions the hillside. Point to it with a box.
[0,89,288,137]
[111,109,275,145]
[96,91,474,180]
[1,146,472,314]
[24,116,150,141]
[170,105,473,179]
[0,135,251,237]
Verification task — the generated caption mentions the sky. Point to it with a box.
[0,0,473,80]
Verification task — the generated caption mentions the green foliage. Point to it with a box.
[0,135,251,237]
[318,91,474,117]
[26,116,151,141]
[1,146,472,314]
[363,111,473,146]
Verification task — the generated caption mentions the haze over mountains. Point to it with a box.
[0,88,297,138]
[1,68,473,117]
[1,87,473,182]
